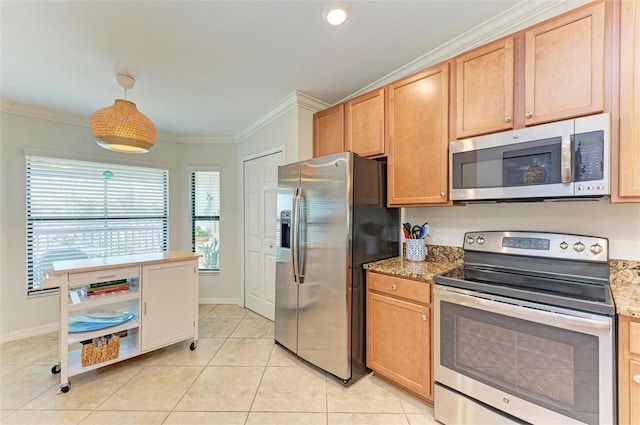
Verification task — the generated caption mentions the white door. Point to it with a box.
[244,151,284,320]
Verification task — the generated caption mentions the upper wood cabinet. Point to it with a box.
[615,0,640,201]
[524,2,605,126]
[455,38,515,139]
[313,104,345,158]
[345,88,386,158]
[387,63,450,207]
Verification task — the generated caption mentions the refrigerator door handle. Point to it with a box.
[298,187,306,284]
[291,187,300,283]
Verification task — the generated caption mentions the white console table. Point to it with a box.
[44,251,200,393]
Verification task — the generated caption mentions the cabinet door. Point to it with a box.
[631,360,640,425]
[313,104,345,158]
[346,88,385,157]
[367,291,431,400]
[524,2,605,125]
[455,38,514,139]
[141,260,197,351]
[616,0,640,201]
[387,63,449,206]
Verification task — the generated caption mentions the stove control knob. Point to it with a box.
[560,241,569,250]
[573,242,586,252]
[477,237,485,245]
[466,236,475,245]
[590,243,604,254]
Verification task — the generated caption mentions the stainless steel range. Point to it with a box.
[433,231,615,425]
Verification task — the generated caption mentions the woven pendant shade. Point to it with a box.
[91,99,157,153]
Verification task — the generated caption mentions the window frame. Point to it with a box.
[188,166,221,272]
[25,152,169,294]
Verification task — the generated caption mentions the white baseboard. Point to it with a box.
[199,298,241,305]
[3,322,59,343]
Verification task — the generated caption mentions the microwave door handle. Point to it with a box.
[291,187,300,283]
[561,135,572,183]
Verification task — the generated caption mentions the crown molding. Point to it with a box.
[1,98,90,127]
[178,135,235,144]
[233,91,330,143]
[1,98,186,144]
[342,0,590,102]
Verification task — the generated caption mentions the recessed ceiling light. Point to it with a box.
[324,4,349,26]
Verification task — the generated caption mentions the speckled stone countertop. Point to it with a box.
[363,244,463,282]
[364,245,640,318]
[363,256,461,282]
[609,259,640,318]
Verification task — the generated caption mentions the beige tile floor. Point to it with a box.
[0,304,437,425]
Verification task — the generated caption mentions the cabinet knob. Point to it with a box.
[526,112,533,119]
[634,375,640,384]
[504,115,512,123]
[422,314,428,321]
[391,284,397,290]
[440,192,446,198]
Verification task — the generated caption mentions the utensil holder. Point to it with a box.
[406,239,426,261]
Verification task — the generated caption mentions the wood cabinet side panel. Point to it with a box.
[617,0,640,199]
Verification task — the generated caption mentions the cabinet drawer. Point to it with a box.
[68,266,140,287]
[367,272,430,304]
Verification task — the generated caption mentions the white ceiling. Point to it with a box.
[0,1,587,140]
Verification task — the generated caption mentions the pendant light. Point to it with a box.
[91,74,156,153]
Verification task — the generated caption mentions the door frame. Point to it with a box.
[239,145,287,310]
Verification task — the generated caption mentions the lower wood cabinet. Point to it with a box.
[366,271,432,402]
[619,315,640,424]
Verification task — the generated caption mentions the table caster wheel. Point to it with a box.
[51,364,61,374]
[60,384,70,393]
[190,341,197,351]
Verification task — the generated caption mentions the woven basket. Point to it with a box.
[81,334,120,367]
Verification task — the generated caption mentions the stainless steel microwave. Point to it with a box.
[449,113,610,202]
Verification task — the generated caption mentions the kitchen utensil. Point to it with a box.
[411,225,421,239]
[419,223,430,239]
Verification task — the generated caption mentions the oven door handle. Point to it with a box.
[434,287,611,332]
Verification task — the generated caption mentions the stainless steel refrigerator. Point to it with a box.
[275,152,400,384]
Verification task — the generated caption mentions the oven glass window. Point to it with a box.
[440,301,599,425]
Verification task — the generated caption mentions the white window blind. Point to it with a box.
[26,156,168,293]
[190,169,220,270]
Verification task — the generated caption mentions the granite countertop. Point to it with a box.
[609,259,640,318]
[363,256,461,282]
[364,246,640,319]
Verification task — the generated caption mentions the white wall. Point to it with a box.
[404,201,640,261]
[178,143,239,303]
[0,110,239,340]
